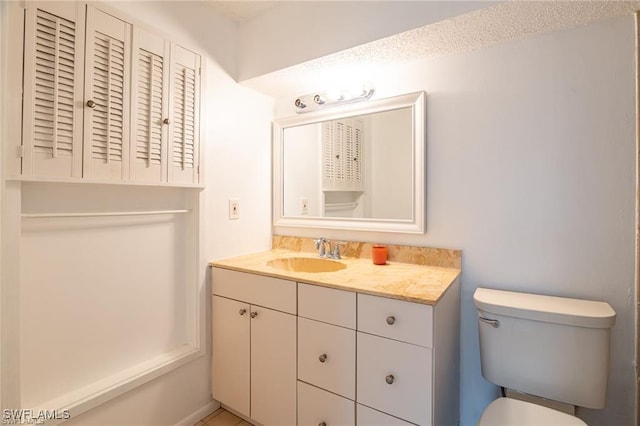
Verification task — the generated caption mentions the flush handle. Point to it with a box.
[479,316,500,328]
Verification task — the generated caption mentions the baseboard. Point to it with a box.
[174,400,220,426]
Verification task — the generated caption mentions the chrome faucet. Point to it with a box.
[314,237,344,259]
[314,237,330,257]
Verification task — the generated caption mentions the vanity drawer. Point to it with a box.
[299,283,356,329]
[298,381,355,426]
[357,404,414,426]
[298,317,356,399]
[212,267,296,314]
[357,332,432,425]
[358,293,432,347]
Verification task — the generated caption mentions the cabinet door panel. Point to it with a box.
[168,44,200,184]
[357,333,432,426]
[83,6,131,180]
[211,296,250,418]
[298,317,355,399]
[251,306,296,426]
[22,1,85,178]
[298,381,355,426]
[130,27,169,182]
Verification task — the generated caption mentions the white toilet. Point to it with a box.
[473,287,616,425]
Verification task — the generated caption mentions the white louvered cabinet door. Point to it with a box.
[321,118,364,191]
[168,45,201,184]
[83,6,132,181]
[130,27,170,183]
[22,2,85,178]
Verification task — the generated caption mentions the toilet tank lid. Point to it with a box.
[474,288,616,328]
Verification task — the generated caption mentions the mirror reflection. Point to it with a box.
[282,107,414,220]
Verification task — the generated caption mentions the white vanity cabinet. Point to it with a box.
[297,283,357,426]
[211,268,297,426]
[211,267,460,426]
[357,291,460,426]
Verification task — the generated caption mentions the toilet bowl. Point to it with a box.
[473,287,616,426]
[478,397,586,426]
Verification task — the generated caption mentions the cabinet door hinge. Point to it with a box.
[17,146,24,158]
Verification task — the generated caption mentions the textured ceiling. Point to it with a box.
[239,1,640,99]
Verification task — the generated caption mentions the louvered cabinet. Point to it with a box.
[20,2,202,186]
[168,45,201,184]
[22,1,85,178]
[130,27,170,183]
[322,118,363,191]
[83,6,132,181]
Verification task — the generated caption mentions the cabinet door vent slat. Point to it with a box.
[90,32,125,162]
[172,64,197,169]
[32,8,77,157]
[135,48,164,165]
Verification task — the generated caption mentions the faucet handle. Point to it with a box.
[314,237,327,256]
[332,241,345,259]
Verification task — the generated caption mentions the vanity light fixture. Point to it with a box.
[294,83,375,113]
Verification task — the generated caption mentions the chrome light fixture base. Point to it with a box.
[294,83,375,114]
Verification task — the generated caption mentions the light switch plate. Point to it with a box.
[229,199,240,220]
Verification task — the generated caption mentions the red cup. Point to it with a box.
[372,245,388,265]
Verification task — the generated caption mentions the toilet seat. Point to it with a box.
[478,398,587,426]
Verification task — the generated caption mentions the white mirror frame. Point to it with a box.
[273,91,426,234]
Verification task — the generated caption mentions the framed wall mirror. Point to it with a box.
[273,91,425,233]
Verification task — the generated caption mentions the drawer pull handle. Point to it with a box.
[86,100,96,108]
[386,374,395,385]
[318,353,327,363]
[163,118,170,125]
[386,315,396,325]
[250,311,258,318]
[238,308,247,316]
[319,423,327,426]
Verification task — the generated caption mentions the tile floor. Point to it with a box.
[194,408,252,426]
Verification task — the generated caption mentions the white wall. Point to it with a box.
[369,109,413,219]
[282,124,322,217]
[274,15,636,425]
[237,1,497,81]
[0,1,274,424]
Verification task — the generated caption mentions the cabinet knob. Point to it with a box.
[238,308,246,316]
[163,118,170,125]
[385,374,395,385]
[319,422,327,426]
[318,353,327,363]
[86,100,96,108]
[386,315,396,325]
[250,311,258,318]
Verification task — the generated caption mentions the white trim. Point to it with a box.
[173,401,220,426]
[273,91,426,234]
[21,209,190,218]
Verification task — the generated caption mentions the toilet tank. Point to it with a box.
[473,288,616,409]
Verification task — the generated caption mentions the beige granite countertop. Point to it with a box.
[209,248,461,305]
